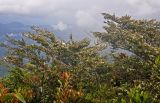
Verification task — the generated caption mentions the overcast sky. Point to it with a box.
[0,0,160,36]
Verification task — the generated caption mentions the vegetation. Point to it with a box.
[0,13,160,102]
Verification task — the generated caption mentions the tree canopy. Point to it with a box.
[0,14,160,103]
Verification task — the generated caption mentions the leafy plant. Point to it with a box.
[0,83,26,103]
[121,85,152,103]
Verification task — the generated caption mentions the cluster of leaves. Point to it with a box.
[0,83,26,103]
[0,13,160,103]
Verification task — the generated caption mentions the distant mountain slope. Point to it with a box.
[0,22,71,40]
[0,22,30,35]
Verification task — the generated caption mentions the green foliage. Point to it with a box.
[0,13,160,102]
[121,85,153,103]
[0,83,26,103]
[14,93,26,103]
[0,26,108,102]
[94,13,160,102]
[94,13,160,64]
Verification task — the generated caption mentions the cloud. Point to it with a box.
[52,21,68,31]
[0,0,160,33]
[126,0,160,16]
[75,11,98,28]
[0,0,66,15]
[0,0,160,17]
[8,33,16,37]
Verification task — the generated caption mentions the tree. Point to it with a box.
[0,26,108,102]
[94,13,160,102]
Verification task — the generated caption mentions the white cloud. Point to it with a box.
[52,21,68,31]
[0,0,160,33]
[75,11,96,28]
[8,33,16,37]
[0,0,70,15]
[0,0,160,17]
[126,0,160,16]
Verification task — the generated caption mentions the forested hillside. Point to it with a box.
[0,14,159,103]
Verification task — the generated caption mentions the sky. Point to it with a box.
[0,0,160,37]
